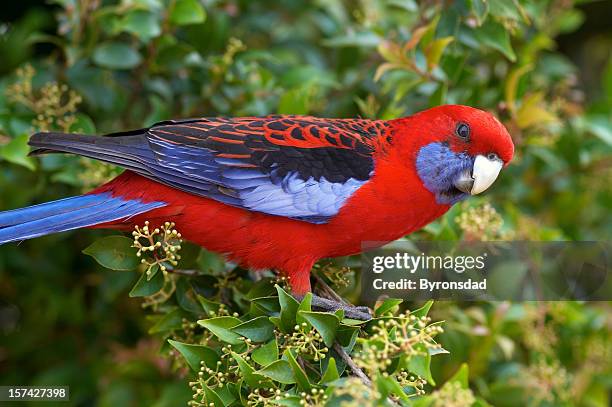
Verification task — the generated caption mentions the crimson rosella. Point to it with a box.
[0,105,513,318]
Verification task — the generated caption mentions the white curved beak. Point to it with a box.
[471,154,503,194]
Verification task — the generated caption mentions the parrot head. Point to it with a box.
[392,105,514,205]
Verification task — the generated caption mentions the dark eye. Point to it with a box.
[456,122,470,140]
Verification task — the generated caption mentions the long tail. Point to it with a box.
[0,193,166,244]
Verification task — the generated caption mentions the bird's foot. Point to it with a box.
[305,294,372,320]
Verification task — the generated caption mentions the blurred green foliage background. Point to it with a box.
[0,0,610,406]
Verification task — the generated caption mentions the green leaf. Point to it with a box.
[298,311,339,347]
[284,350,312,390]
[168,339,219,372]
[197,249,225,274]
[276,285,299,332]
[129,267,164,297]
[375,298,403,317]
[340,318,368,326]
[278,86,313,115]
[7,118,31,137]
[296,293,312,324]
[555,9,585,34]
[93,42,142,69]
[320,357,339,384]
[0,134,36,170]
[175,278,201,313]
[473,20,516,61]
[488,0,528,23]
[420,14,440,48]
[516,92,558,129]
[231,316,274,342]
[231,352,271,388]
[170,0,206,26]
[387,0,417,11]
[252,339,278,366]
[424,36,453,70]
[428,346,450,356]
[505,64,533,111]
[198,316,243,345]
[202,385,224,407]
[336,324,360,349]
[122,10,161,41]
[578,114,612,147]
[245,278,276,300]
[268,316,282,331]
[250,296,281,315]
[470,0,489,25]
[323,32,381,47]
[407,353,435,385]
[474,397,494,407]
[412,300,434,318]
[447,363,469,388]
[69,113,97,134]
[197,296,223,315]
[377,375,411,402]
[83,236,139,271]
[257,360,295,384]
[216,385,237,406]
[149,308,186,333]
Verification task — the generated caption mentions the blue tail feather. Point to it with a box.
[0,193,167,244]
[0,195,105,227]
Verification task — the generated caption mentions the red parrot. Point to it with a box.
[0,105,513,317]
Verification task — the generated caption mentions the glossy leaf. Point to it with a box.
[473,20,516,61]
[168,339,219,372]
[231,316,275,342]
[407,353,435,385]
[92,42,142,69]
[319,357,339,384]
[298,311,339,347]
[412,300,434,318]
[0,134,36,170]
[129,266,164,297]
[257,360,295,384]
[284,350,312,390]
[276,285,299,332]
[424,36,453,70]
[198,317,243,345]
[122,10,161,42]
[375,298,403,316]
[83,236,139,271]
[170,0,206,26]
[252,339,279,366]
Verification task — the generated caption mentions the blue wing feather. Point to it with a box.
[148,143,371,222]
[29,116,386,223]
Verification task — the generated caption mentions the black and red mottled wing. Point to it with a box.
[30,116,390,223]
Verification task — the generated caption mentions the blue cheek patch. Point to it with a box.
[416,142,473,205]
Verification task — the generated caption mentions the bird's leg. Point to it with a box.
[294,293,371,320]
[287,267,372,320]
[311,272,372,320]
[308,294,372,320]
